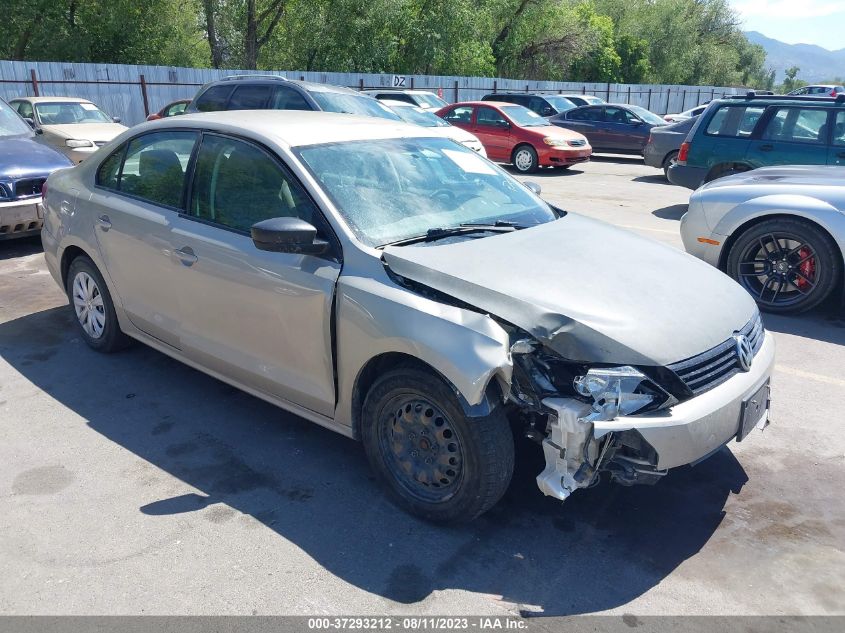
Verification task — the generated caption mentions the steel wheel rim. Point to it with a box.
[378,394,464,503]
[72,271,106,339]
[737,232,820,308]
[515,149,533,171]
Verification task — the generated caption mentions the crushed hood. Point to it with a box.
[383,214,757,366]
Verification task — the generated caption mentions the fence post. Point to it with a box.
[139,74,150,117]
[665,87,671,115]
[30,68,39,96]
[697,88,701,105]
[410,76,414,90]
[358,78,364,91]
[711,88,715,101]
[582,85,586,94]
[606,82,611,101]
[453,80,458,102]
[681,90,686,111]
[627,86,631,104]
[525,84,529,93]
[493,80,497,94]
[647,88,652,111]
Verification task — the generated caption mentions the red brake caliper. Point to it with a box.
[796,247,815,290]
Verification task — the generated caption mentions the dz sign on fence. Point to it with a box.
[391,75,407,88]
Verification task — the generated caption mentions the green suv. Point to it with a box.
[668,93,845,189]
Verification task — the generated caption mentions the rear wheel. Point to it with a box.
[726,218,841,314]
[66,256,131,352]
[512,145,539,173]
[662,151,679,179]
[362,367,514,523]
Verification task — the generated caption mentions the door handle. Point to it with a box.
[174,246,198,267]
[96,214,111,231]
[759,144,774,152]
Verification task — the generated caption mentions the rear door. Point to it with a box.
[472,106,513,161]
[602,106,646,151]
[747,105,831,168]
[829,111,845,165]
[89,130,199,348]
[560,106,603,147]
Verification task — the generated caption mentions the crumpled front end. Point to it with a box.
[507,314,775,502]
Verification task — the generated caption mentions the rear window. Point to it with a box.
[705,105,766,138]
[195,85,234,112]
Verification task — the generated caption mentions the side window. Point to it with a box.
[476,107,508,127]
[762,107,829,144]
[188,135,321,233]
[228,85,272,110]
[118,131,198,208]
[528,97,547,114]
[705,105,765,138]
[96,147,124,190]
[604,107,636,124]
[442,106,473,124]
[270,86,311,110]
[833,112,845,147]
[378,93,414,105]
[14,101,34,119]
[165,102,187,117]
[195,85,234,112]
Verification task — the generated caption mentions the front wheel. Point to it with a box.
[512,145,539,173]
[362,367,514,523]
[726,218,841,314]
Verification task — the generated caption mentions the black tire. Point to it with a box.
[511,144,539,174]
[66,255,131,352]
[662,151,679,179]
[726,218,841,314]
[362,367,514,524]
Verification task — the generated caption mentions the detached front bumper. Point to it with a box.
[0,198,43,240]
[537,331,775,499]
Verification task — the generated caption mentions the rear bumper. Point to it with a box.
[642,143,665,169]
[596,331,775,469]
[0,198,43,240]
[667,163,707,189]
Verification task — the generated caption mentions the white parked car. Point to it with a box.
[681,165,845,314]
[664,104,707,123]
[381,100,486,156]
[9,96,127,163]
[362,89,448,111]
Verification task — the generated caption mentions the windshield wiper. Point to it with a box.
[384,221,524,247]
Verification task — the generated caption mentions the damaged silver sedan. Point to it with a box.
[41,111,774,523]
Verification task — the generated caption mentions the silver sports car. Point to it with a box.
[42,111,774,522]
[682,165,845,314]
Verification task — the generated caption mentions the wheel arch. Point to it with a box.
[717,211,845,276]
[350,351,507,441]
[60,244,95,288]
[510,142,536,163]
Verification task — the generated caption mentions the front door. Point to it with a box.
[90,130,199,349]
[746,105,831,168]
[472,106,512,161]
[172,133,340,416]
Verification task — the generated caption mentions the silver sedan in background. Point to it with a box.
[681,165,845,314]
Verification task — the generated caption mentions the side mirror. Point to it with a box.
[23,117,35,128]
[524,181,542,195]
[631,119,644,126]
[112,117,122,123]
[251,217,328,255]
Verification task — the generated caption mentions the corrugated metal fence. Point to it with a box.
[0,60,746,126]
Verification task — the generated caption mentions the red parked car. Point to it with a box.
[146,99,191,121]
[435,101,591,173]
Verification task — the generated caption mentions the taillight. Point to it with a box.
[678,141,690,163]
[832,89,837,97]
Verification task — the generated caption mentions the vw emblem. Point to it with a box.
[734,334,754,372]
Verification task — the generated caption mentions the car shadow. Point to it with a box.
[761,312,845,346]
[0,306,749,616]
[633,174,672,185]
[652,204,688,220]
[0,235,43,260]
[588,154,644,164]
[504,166,585,178]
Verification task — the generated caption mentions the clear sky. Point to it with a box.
[731,0,845,51]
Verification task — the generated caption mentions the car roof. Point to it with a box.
[363,89,439,95]
[136,110,440,148]
[203,75,361,95]
[13,96,95,104]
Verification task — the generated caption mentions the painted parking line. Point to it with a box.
[775,364,845,388]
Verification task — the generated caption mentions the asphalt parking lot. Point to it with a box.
[1,156,843,617]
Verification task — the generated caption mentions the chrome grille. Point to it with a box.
[12,178,46,199]
[568,139,587,147]
[668,313,764,396]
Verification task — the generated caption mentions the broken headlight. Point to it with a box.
[574,366,672,417]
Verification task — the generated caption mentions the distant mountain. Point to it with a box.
[745,31,845,83]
